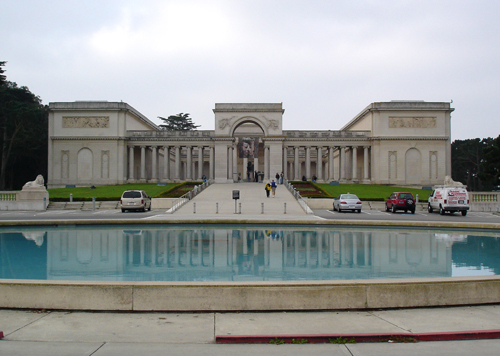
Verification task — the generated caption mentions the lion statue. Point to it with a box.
[443,175,464,187]
[23,174,45,189]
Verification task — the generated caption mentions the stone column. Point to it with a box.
[128,146,134,181]
[305,146,311,180]
[283,147,287,179]
[317,146,322,181]
[228,146,233,180]
[175,146,181,181]
[209,147,214,180]
[364,146,370,181]
[140,146,146,182]
[329,146,335,181]
[294,146,300,180]
[232,144,238,180]
[186,146,192,180]
[264,146,270,181]
[198,146,203,179]
[254,157,259,179]
[340,146,346,182]
[151,146,158,182]
[352,146,358,181]
[243,157,248,182]
[163,146,170,181]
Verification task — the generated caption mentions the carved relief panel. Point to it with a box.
[389,117,436,129]
[63,117,110,128]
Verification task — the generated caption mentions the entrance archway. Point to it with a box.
[233,120,265,182]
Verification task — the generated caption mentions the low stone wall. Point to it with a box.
[2,277,500,311]
[151,198,176,209]
[0,189,49,211]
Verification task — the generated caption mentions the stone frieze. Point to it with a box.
[389,117,437,128]
[62,116,109,128]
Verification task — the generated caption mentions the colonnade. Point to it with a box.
[284,145,371,182]
[127,145,214,182]
[126,142,371,183]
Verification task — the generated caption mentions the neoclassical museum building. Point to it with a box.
[47,101,454,188]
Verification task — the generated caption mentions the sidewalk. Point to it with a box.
[2,305,500,355]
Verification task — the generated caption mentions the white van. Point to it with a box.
[427,186,469,216]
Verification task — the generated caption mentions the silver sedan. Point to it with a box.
[333,194,362,213]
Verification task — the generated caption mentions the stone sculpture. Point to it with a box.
[23,174,45,189]
[443,175,464,187]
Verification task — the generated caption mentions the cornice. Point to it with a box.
[50,136,127,141]
[370,136,449,141]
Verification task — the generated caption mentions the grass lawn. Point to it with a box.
[48,183,178,200]
[304,183,431,201]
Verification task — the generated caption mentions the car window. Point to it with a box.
[399,193,412,199]
[123,191,141,198]
[342,194,358,199]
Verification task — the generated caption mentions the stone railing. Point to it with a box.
[284,130,370,139]
[283,179,313,214]
[469,192,500,212]
[167,180,213,214]
[0,189,49,211]
[127,130,214,139]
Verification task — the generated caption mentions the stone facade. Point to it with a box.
[47,101,454,188]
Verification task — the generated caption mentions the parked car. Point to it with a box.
[385,192,415,214]
[333,194,362,213]
[120,190,151,212]
[428,186,469,216]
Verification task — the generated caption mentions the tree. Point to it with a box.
[0,62,48,190]
[158,113,200,131]
[480,135,500,190]
[451,138,490,191]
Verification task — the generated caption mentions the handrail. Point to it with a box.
[283,179,313,214]
[167,180,213,214]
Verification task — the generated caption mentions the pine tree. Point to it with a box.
[158,113,200,131]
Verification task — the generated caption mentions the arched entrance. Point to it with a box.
[233,120,265,182]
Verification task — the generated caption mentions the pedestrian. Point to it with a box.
[265,181,271,198]
[271,179,277,197]
[275,173,280,183]
[280,172,284,184]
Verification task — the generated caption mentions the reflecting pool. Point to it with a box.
[1,225,499,282]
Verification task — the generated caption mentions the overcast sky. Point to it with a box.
[2,0,499,140]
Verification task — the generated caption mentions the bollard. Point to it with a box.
[193,202,196,214]
[261,202,264,214]
[416,194,419,204]
[43,197,47,209]
[92,197,96,211]
[238,202,241,214]
[216,202,219,214]
[70,193,73,202]
[284,202,287,214]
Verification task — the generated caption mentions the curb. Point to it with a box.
[215,330,500,344]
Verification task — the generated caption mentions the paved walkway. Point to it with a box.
[2,306,500,355]
[175,182,307,216]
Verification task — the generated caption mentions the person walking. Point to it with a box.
[265,182,271,198]
[271,179,277,198]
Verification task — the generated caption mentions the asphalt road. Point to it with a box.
[0,208,498,225]
[314,209,500,224]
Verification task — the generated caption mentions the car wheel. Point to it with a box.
[462,210,468,216]
[148,204,151,211]
[392,205,396,213]
[357,209,361,213]
[439,205,445,215]
[411,209,415,214]
[121,208,125,213]
[333,205,336,211]
[405,210,408,214]
[385,204,390,212]
[428,204,433,213]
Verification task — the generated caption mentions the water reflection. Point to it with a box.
[0,226,499,281]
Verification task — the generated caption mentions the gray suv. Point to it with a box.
[120,190,152,212]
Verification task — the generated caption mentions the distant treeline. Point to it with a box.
[452,136,500,191]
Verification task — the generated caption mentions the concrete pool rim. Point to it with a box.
[1,218,499,311]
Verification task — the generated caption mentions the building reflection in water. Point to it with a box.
[1,227,499,281]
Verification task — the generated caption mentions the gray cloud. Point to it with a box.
[2,0,499,139]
